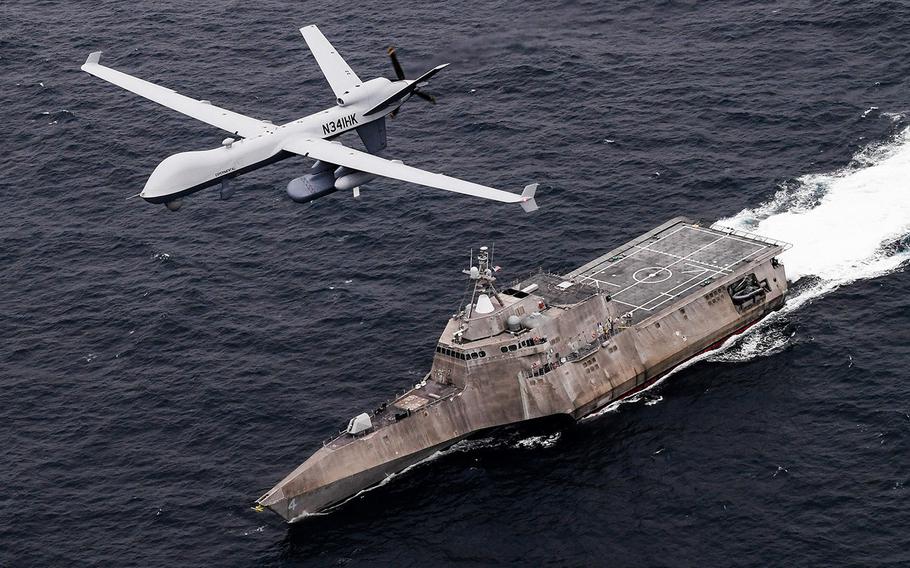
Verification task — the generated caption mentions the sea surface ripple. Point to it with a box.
[2,1,910,566]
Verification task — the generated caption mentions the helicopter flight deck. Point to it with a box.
[567,220,787,324]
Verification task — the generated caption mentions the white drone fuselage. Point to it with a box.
[82,25,538,212]
[143,77,398,204]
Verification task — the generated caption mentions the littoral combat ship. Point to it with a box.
[257,217,789,521]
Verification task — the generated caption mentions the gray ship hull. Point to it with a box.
[263,438,465,522]
[258,218,790,521]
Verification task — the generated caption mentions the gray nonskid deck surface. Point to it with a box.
[575,223,777,321]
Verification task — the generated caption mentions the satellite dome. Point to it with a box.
[475,294,495,314]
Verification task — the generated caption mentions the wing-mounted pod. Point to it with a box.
[334,159,402,192]
[287,160,338,203]
[282,136,540,210]
[287,157,406,203]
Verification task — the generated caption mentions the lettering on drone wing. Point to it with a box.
[322,114,359,136]
[215,167,235,177]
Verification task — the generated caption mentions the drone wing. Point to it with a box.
[300,25,361,100]
[283,136,538,211]
[81,52,275,139]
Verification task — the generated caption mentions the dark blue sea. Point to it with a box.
[3,1,910,566]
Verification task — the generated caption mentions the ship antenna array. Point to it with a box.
[461,245,503,320]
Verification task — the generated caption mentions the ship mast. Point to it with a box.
[461,245,503,320]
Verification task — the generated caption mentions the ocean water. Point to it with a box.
[2,1,910,566]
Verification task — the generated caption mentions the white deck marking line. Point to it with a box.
[632,266,673,284]
[645,226,724,252]
[582,247,653,277]
[637,296,674,313]
[637,271,720,311]
[577,225,690,278]
[583,253,660,283]
[579,259,628,279]
[578,275,623,288]
[611,298,651,311]
[685,224,766,247]
[640,270,719,305]
[681,263,707,275]
[618,269,726,315]
[611,234,727,298]
[586,232,676,272]
[639,279,716,313]
[637,243,736,272]
[629,244,732,273]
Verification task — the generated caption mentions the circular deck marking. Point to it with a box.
[632,267,672,284]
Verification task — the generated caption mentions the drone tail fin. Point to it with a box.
[520,183,539,213]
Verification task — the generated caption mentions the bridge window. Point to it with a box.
[435,345,483,362]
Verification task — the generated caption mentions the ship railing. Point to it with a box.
[708,222,793,251]
[507,267,548,288]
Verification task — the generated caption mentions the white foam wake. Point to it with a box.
[586,123,910,405]
[709,123,910,361]
[719,125,910,282]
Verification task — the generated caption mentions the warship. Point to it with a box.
[257,217,790,521]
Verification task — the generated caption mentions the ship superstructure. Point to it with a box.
[257,217,790,521]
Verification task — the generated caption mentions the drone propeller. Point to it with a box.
[387,46,437,118]
[388,46,406,80]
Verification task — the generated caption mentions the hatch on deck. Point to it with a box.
[395,394,430,411]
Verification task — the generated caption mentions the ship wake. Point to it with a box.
[584,122,910,418]
[711,122,910,362]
